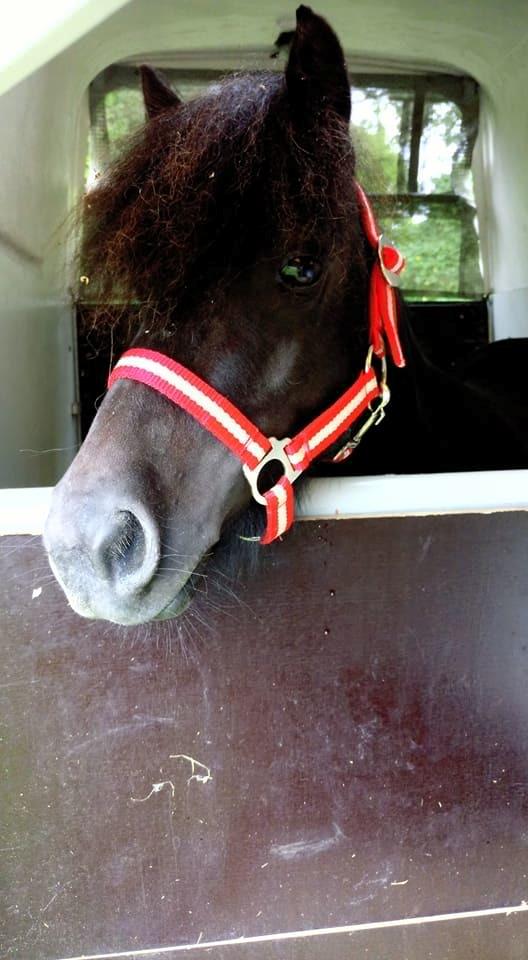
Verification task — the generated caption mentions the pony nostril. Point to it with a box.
[91,508,158,590]
[102,510,146,577]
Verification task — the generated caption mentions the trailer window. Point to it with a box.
[351,74,481,301]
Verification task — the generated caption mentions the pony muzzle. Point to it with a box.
[44,487,164,624]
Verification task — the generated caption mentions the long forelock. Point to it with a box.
[80,71,360,325]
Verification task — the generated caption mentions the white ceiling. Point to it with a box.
[2,0,528,97]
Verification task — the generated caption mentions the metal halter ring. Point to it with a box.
[242,437,299,506]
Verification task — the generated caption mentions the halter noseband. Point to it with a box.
[108,183,406,545]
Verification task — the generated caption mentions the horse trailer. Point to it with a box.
[1,2,528,958]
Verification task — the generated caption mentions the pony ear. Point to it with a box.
[140,65,182,119]
[285,5,350,123]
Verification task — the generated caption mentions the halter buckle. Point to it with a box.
[243,437,299,506]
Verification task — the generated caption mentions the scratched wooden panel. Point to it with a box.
[69,913,528,959]
[1,514,528,959]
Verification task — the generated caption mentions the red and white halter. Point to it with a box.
[108,183,406,545]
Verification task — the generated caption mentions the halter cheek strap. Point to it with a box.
[107,183,406,545]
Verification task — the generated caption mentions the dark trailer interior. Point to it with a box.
[1,2,528,959]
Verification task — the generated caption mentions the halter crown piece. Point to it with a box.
[108,183,406,545]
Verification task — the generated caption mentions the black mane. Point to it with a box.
[81,72,365,323]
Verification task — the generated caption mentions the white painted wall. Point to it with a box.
[0,69,81,486]
[1,0,527,485]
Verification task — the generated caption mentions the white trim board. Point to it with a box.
[1,470,527,536]
[298,470,528,520]
[490,288,528,339]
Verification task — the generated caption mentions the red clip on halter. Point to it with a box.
[108,184,406,545]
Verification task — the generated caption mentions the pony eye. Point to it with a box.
[279,256,321,287]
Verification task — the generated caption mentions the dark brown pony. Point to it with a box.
[44,6,528,625]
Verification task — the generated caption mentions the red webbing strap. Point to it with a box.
[286,368,380,472]
[355,182,406,368]
[260,476,295,546]
[355,181,380,248]
[370,254,405,367]
[108,348,272,469]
